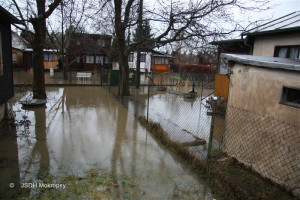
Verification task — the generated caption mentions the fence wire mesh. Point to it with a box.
[104,71,299,195]
[105,72,220,162]
[224,105,300,192]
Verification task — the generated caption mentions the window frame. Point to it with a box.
[0,32,2,76]
[280,86,300,109]
[274,45,300,59]
[86,55,94,64]
[140,53,146,62]
[96,56,104,64]
[128,53,133,62]
[12,53,18,62]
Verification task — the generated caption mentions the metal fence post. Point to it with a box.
[147,80,150,122]
[206,98,216,177]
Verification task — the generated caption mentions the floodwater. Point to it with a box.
[0,86,215,199]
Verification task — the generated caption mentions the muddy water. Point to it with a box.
[1,86,214,199]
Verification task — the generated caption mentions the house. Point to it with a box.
[11,31,28,68]
[0,6,21,121]
[112,50,172,73]
[213,11,300,99]
[23,48,60,70]
[211,11,300,74]
[68,33,112,71]
[221,54,300,197]
[151,52,172,72]
[241,11,300,58]
[128,51,151,72]
[213,11,300,197]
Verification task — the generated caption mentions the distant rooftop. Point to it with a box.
[221,54,300,72]
[242,11,300,36]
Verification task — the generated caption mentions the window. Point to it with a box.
[12,53,18,62]
[77,40,81,46]
[86,55,94,64]
[128,53,133,62]
[0,32,3,75]
[154,57,168,64]
[154,57,161,64]
[274,46,300,59]
[53,54,58,61]
[140,53,146,62]
[96,56,104,64]
[44,53,53,61]
[280,86,300,109]
[98,39,105,47]
[76,57,80,63]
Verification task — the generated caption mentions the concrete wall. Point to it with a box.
[228,64,300,125]
[224,64,300,195]
[253,33,300,57]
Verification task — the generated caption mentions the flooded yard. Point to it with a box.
[0,86,215,199]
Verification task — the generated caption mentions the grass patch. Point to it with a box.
[15,168,143,200]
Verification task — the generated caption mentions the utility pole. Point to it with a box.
[135,0,143,89]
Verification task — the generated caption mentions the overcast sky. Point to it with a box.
[251,0,299,21]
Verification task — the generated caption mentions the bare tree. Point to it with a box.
[46,0,93,79]
[8,0,62,100]
[113,0,269,96]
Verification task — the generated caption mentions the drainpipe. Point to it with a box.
[242,34,253,55]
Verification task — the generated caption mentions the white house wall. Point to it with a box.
[253,33,300,57]
[128,52,151,72]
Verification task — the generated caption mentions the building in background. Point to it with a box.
[11,31,28,68]
[68,33,112,71]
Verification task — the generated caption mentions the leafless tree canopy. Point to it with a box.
[1,0,271,96]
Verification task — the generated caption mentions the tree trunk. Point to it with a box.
[114,0,131,96]
[119,49,130,96]
[31,19,47,100]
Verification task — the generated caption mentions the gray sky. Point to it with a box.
[263,0,299,18]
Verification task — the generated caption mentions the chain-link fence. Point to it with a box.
[224,105,300,193]
[104,71,220,163]
[104,70,299,196]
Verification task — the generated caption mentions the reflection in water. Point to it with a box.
[0,121,22,199]
[1,86,214,199]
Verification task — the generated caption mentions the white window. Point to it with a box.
[86,56,94,64]
[0,32,3,75]
[76,57,80,63]
[104,56,108,64]
[12,53,18,62]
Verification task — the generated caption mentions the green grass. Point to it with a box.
[16,168,143,200]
